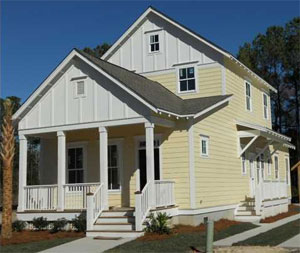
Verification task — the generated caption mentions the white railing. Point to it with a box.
[86,183,104,230]
[135,182,151,231]
[24,185,58,210]
[63,183,100,210]
[155,180,175,207]
[262,180,288,200]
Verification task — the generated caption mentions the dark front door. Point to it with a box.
[138,148,160,190]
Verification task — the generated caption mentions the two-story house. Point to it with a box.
[13,7,294,238]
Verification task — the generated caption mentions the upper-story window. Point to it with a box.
[245,81,252,111]
[74,80,86,98]
[179,67,196,93]
[263,93,268,119]
[200,135,209,157]
[149,34,159,52]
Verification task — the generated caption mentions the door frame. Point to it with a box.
[248,152,256,198]
[134,134,162,191]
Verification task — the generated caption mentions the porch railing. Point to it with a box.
[262,180,288,200]
[135,182,151,231]
[155,180,175,207]
[63,183,100,210]
[24,185,58,210]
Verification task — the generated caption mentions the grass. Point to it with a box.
[107,222,257,253]
[234,218,300,246]
[1,237,80,253]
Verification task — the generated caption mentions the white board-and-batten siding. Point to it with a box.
[107,13,223,74]
[19,61,147,131]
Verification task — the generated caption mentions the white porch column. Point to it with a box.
[99,126,108,209]
[145,122,156,208]
[17,134,27,212]
[57,131,66,211]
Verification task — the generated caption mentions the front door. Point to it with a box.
[138,140,160,190]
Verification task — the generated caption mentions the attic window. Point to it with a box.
[149,34,159,52]
[75,80,86,98]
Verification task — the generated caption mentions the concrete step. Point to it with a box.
[235,215,261,223]
[237,206,255,211]
[86,230,144,238]
[93,223,135,231]
[101,211,134,217]
[97,216,135,223]
[236,210,255,216]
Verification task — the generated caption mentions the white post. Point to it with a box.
[135,193,142,231]
[86,193,94,231]
[136,168,140,192]
[145,122,155,208]
[18,134,27,212]
[99,126,108,209]
[57,131,66,211]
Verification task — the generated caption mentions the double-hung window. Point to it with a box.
[267,158,271,176]
[260,154,265,179]
[68,147,84,184]
[274,155,279,179]
[263,93,268,119]
[241,153,247,175]
[245,81,252,111]
[108,144,121,190]
[200,135,209,157]
[149,34,159,52]
[179,67,196,93]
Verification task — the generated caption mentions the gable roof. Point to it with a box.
[13,49,232,123]
[102,6,276,93]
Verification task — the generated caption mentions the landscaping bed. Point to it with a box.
[214,246,289,252]
[107,219,258,252]
[260,205,300,223]
[233,218,300,246]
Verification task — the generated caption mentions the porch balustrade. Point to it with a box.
[155,180,175,207]
[262,180,288,200]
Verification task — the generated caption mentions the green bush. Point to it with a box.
[50,218,68,233]
[32,217,49,231]
[71,213,86,232]
[144,212,171,234]
[13,220,26,232]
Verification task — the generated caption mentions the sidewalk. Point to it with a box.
[39,237,135,253]
[279,234,300,248]
[214,213,300,246]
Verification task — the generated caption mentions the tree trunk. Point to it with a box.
[1,99,15,239]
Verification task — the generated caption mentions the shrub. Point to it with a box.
[13,220,26,232]
[32,217,49,231]
[71,213,86,232]
[50,218,68,233]
[144,212,171,234]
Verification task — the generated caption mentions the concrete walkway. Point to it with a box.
[279,234,300,248]
[39,237,135,253]
[214,213,300,246]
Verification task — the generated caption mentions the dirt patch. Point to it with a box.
[138,219,241,241]
[260,205,300,223]
[214,246,289,253]
[0,231,84,246]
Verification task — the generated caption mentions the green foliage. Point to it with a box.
[144,212,171,234]
[32,217,49,231]
[82,43,111,58]
[12,220,26,232]
[71,213,86,232]
[50,218,68,233]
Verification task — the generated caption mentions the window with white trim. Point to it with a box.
[200,135,209,157]
[267,158,271,176]
[67,147,84,184]
[263,93,268,119]
[245,81,252,111]
[108,144,121,190]
[241,153,247,175]
[274,155,279,179]
[149,34,159,52]
[75,80,86,98]
[285,158,290,184]
[261,154,265,179]
[179,67,196,93]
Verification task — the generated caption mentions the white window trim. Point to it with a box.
[107,139,123,193]
[177,64,198,95]
[267,157,272,176]
[274,154,279,180]
[245,81,252,112]
[241,152,247,175]
[148,32,162,55]
[200,135,209,158]
[73,79,87,99]
[285,156,290,185]
[262,92,269,120]
[66,141,88,185]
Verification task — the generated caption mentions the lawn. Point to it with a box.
[107,220,258,253]
[234,218,300,246]
[0,237,80,253]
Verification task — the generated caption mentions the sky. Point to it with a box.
[1,1,299,102]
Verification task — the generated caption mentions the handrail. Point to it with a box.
[63,182,100,187]
[24,184,58,188]
[135,182,151,231]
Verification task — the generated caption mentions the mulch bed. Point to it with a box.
[260,204,300,223]
[138,219,241,241]
[0,231,84,246]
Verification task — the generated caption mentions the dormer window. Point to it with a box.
[149,34,159,52]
